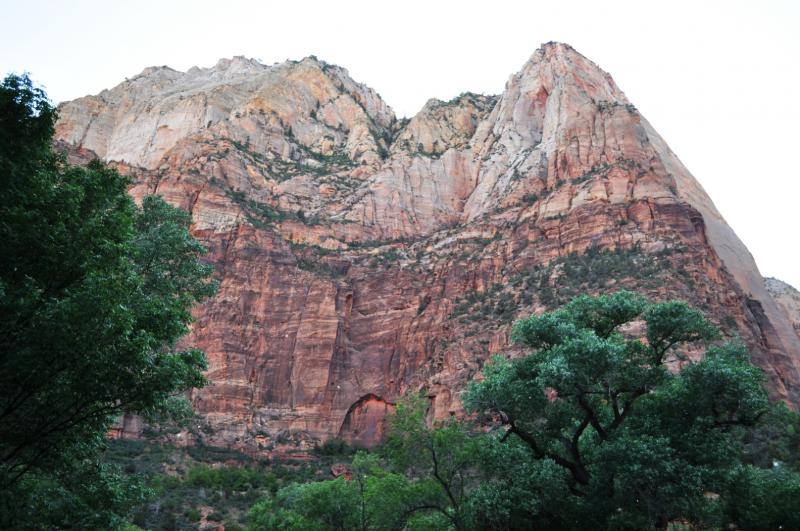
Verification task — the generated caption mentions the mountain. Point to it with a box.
[55,43,800,453]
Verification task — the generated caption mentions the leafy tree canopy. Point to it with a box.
[464,290,783,529]
[249,396,480,531]
[0,73,215,528]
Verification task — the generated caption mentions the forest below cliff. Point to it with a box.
[2,70,800,530]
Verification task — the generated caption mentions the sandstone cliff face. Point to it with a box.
[56,56,394,169]
[56,43,800,451]
[767,278,800,341]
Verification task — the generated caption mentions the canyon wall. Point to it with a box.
[56,43,800,452]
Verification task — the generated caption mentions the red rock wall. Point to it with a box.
[56,43,800,453]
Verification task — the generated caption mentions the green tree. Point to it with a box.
[721,464,800,530]
[741,402,800,471]
[248,452,417,531]
[383,394,480,530]
[248,398,481,531]
[464,435,574,530]
[464,291,784,529]
[0,74,215,527]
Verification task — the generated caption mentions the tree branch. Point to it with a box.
[576,390,608,440]
[504,421,590,488]
[608,387,646,432]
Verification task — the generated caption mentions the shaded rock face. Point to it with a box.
[55,43,800,451]
[337,394,395,447]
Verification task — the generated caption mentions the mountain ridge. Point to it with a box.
[55,42,800,453]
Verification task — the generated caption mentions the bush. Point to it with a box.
[185,508,201,522]
[207,511,225,522]
[314,438,355,457]
[186,465,277,493]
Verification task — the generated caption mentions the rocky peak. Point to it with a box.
[462,41,635,220]
[473,41,627,153]
[55,55,396,169]
[391,93,497,156]
[138,65,179,78]
[210,55,265,75]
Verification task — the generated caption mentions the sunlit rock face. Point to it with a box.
[56,42,800,452]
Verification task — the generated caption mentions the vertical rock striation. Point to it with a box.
[55,43,800,451]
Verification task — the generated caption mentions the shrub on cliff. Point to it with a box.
[0,74,216,528]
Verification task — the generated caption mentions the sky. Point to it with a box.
[1,0,798,287]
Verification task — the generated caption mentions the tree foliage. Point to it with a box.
[0,74,215,527]
[383,394,480,530]
[249,452,420,531]
[248,397,480,531]
[464,290,785,529]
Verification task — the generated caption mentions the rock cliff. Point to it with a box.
[56,43,800,452]
[767,278,800,341]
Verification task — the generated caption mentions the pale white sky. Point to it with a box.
[2,0,798,287]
